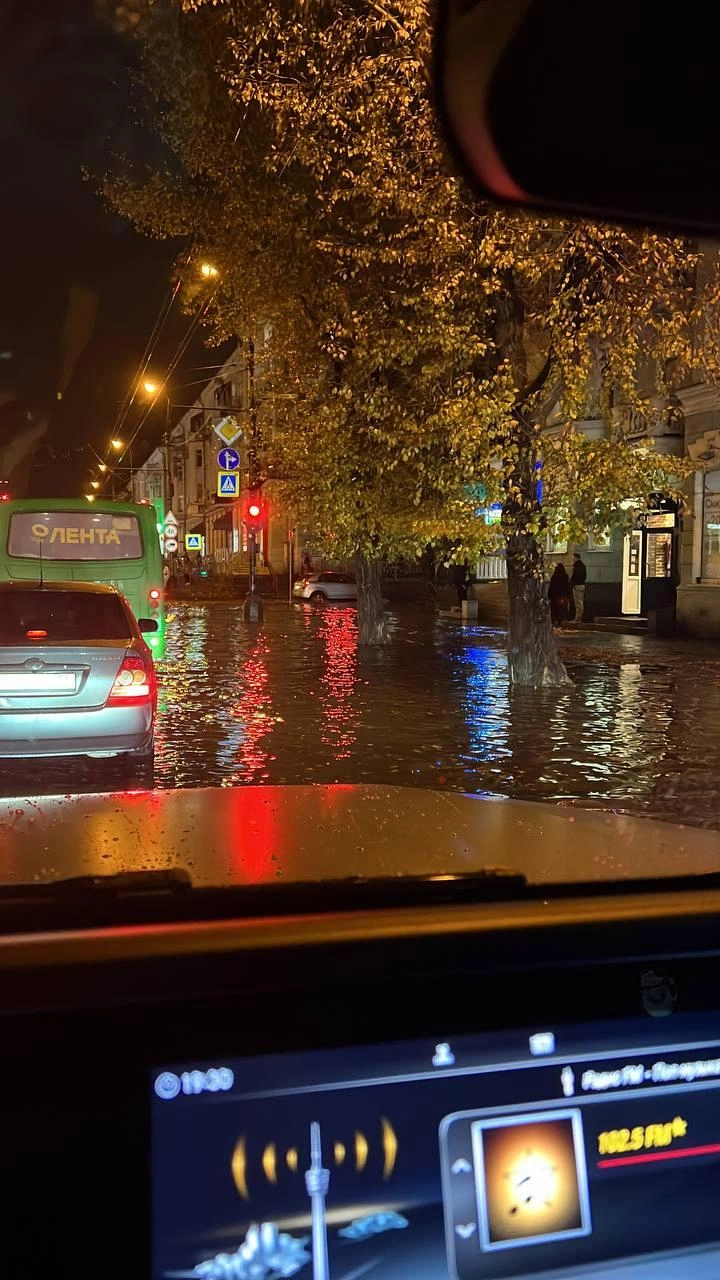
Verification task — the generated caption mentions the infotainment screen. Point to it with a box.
[152,1012,720,1278]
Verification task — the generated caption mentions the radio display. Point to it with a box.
[152,1013,720,1278]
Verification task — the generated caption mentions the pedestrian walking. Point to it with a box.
[548,562,572,626]
[570,553,587,623]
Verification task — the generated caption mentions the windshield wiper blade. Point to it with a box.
[0,868,194,902]
[0,867,528,931]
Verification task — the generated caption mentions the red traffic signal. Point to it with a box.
[243,492,266,530]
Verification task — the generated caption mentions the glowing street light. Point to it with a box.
[111,439,123,450]
[91,480,100,490]
[85,494,95,503]
[142,378,161,396]
[98,463,108,473]
[200,261,219,279]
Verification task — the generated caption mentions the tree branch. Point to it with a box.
[515,350,555,410]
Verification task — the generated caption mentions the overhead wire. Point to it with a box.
[108,294,215,482]
[105,277,181,457]
[90,240,200,484]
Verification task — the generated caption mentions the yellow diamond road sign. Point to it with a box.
[217,471,240,497]
[214,415,242,446]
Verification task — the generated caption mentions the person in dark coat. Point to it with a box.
[452,561,471,606]
[570,553,587,622]
[548,563,571,626]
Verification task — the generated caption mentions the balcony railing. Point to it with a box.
[475,553,507,581]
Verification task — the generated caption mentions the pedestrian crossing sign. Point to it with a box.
[217,471,240,497]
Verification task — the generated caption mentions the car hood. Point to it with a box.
[0,785,717,888]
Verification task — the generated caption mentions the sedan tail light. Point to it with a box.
[107,653,156,707]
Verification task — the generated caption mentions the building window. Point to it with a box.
[195,448,203,470]
[588,528,612,550]
[190,411,203,439]
[702,470,720,579]
[214,381,232,407]
[544,532,568,555]
[195,481,203,502]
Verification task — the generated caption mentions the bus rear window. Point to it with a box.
[7,512,143,561]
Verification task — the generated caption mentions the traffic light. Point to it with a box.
[243,492,266,531]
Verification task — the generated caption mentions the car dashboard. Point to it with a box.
[5,876,720,1280]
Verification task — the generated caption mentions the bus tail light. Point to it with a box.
[149,588,161,604]
[107,654,156,707]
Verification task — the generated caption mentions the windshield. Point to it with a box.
[0,590,132,644]
[1,1,719,891]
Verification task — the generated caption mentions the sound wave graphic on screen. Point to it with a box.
[231,1117,397,1200]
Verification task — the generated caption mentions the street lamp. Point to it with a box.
[111,439,123,451]
[98,463,108,473]
[142,379,161,396]
[85,494,95,503]
[200,262,219,279]
[91,480,100,490]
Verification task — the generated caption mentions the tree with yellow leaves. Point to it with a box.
[102,0,714,680]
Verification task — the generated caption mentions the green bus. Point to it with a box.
[0,498,166,656]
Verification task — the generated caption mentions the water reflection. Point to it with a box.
[223,631,274,784]
[455,643,510,765]
[2,603,720,832]
[318,607,359,758]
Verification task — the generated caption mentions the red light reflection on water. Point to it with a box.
[233,632,273,782]
[319,607,358,758]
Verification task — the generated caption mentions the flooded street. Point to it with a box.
[3,601,720,831]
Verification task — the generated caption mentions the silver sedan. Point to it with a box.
[0,581,157,764]
[293,571,357,603]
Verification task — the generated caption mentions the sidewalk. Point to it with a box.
[556,624,720,664]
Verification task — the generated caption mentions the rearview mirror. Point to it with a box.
[138,618,159,634]
[436,0,720,232]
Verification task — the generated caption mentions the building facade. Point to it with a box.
[129,338,294,577]
[675,381,720,639]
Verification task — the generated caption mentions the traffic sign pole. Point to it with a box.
[243,529,264,623]
[164,510,179,575]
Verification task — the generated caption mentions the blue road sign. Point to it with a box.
[217,447,240,471]
[217,471,240,497]
[185,533,202,551]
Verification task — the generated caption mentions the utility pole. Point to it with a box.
[243,334,264,623]
[161,397,176,579]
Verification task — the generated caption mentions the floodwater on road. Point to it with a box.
[2,601,720,830]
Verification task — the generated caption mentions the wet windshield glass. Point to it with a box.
[1,1,719,889]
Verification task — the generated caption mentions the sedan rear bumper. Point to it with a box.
[0,703,154,758]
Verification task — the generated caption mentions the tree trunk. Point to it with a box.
[355,552,390,645]
[506,532,571,686]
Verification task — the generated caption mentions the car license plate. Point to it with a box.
[0,672,76,692]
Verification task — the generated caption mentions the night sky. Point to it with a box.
[0,0,208,496]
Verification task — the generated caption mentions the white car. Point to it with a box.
[293,571,357,603]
